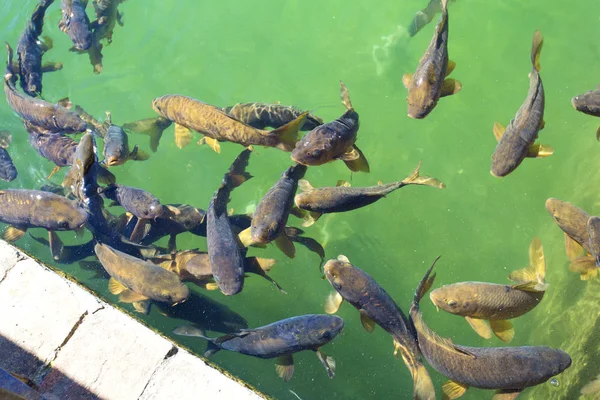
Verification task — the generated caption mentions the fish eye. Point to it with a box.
[321,331,332,341]
[311,149,322,158]
[447,299,457,307]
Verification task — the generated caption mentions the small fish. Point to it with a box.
[152,95,307,152]
[173,314,343,381]
[410,258,571,400]
[122,116,172,152]
[4,44,87,134]
[571,88,600,140]
[291,81,369,172]
[430,238,547,343]
[408,0,448,37]
[403,0,461,119]
[324,255,435,400]
[222,102,324,131]
[16,0,56,96]
[491,31,552,177]
[207,150,252,295]
[102,113,149,166]
[0,131,17,182]
[95,243,189,314]
[59,0,93,51]
[294,161,444,226]
[238,164,307,258]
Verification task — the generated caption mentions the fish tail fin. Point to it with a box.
[123,117,172,153]
[204,340,221,358]
[531,30,543,72]
[272,112,308,151]
[414,256,440,305]
[412,362,436,400]
[224,149,253,189]
[508,237,548,291]
[172,325,221,356]
[441,0,448,12]
[340,81,353,110]
[400,161,446,189]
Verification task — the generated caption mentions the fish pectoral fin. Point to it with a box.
[47,165,61,179]
[301,211,322,228]
[130,145,150,161]
[315,348,336,379]
[203,282,220,291]
[108,277,128,295]
[336,180,351,187]
[298,179,314,192]
[526,143,554,158]
[237,227,255,248]
[174,124,193,149]
[442,380,469,400]
[2,226,26,242]
[343,145,370,173]
[392,338,402,357]
[97,165,117,185]
[440,78,462,98]
[129,218,150,244]
[402,73,413,88]
[48,231,64,261]
[489,320,514,343]
[569,256,598,280]
[324,291,344,314]
[172,325,207,338]
[464,317,492,339]
[596,126,600,142]
[275,232,296,259]
[445,60,456,77]
[564,232,585,261]
[275,354,295,381]
[197,136,221,153]
[337,147,360,162]
[359,309,376,333]
[253,257,277,272]
[493,122,506,142]
[118,290,149,304]
[132,300,151,314]
[57,97,72,109]
[539,119,545,130]
[492,389,522,400]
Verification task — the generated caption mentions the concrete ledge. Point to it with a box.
[0,241,266,400]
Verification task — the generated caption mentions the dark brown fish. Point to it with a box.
[4,44,87,134]
[222,102,323,131]
[122,116,172,152]
[80,0,124,74]
[294,162,444,226]
[0,131,17,182]
[571,88,600,140]
[403,0,461,119]
[102,113,149,166]
[152,95,307,152]
[491,31,552,177]
[430,238,547,343]
[28,130,77,168]
[291,81,369,172]
[410,258,571,400]
[59,0,92,51]
[324,255,435,400]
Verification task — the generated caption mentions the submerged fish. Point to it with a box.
[152,95,307,152]
[294,161,444,226]
[174,314,343,381]
[122,116,172,152]
[403,0,461,119]
[4,44,87,134]
[430,238,548,342]
[410,258,571,400]
[408,0,456,37]
[291,81,369,172]
[73,104,108,137]
[324,255,435,400]
[103,113,149,166]
[491,31,552,177]
[207,150,252,295]
[238,164,307,258]
[16,0,56,96]
[571,88,600,140]
[0,131,17,182]
[222,102,323,131]
[95,242,189,314]
[28,130,77,176]
[81,0,124,74]
[59,0,93,51]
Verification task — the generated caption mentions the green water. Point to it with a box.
[1,0,600,399]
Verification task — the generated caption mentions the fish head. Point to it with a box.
[64,16,93,51]
[291,129,337,166]
[152,97,169,117]
[139,198,164,220]
[154,278,190,305]
[571,91,600,116]
[407,78,436,119]
[303,314,344,346]
[544,198,581,227]
[323,257,365,303]
[544,349,572,377]
[250,219,280,244]
[429,283,477,315]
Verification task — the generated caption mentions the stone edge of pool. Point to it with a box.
[0,239,270,400]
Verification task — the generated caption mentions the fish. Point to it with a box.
[173,314,343,381]
[152,94,308,152]
[571,88,600,140]
[238,164,307,258]
[222,102,324,131]
[294,161,445,226]
[28,130,77,178]
[581,374,600,396]
[16,0,56,96]
[59,0,93,51]
[291,81,369,172]
[402,0,461,119]
[409,0,444,37]
[73,104,108,137]
[491,31,552,177]
[0,131,17,182]
[81,0,124,74]
[429,238,548,343]
[102,113,149,166]
[4,43,87,134]
[207,150,252,295]
[122,116,173,152]
[95,242,189,314]
[410,257,571,400]
[324,255,435,400]
[0,189,87,245]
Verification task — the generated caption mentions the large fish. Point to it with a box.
[174,314,343,381]
[0,131,17,182]
[238,164,307,258]
[410,258,571,400]
[102,113,149,166]
[95,243,189,314]
[571,87,600,139]
[430,238,548,342]
[4,44,87,134]
[206,150,252,295]
[491,31,552,177]
[59,0,93,51]
[291,81,369,172]
[294,161,444,226]
[403,0,461,119]
[222,102,323,131]
[324,255,435,400]
[152,95,307,152]
[28,131,77,171]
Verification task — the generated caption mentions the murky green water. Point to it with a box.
[1,0,600,398]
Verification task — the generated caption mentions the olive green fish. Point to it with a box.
[410,258,571,400]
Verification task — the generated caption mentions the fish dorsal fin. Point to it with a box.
[359,309,376,333]
[108,277,128,295]
[442,380,469,400]
[402,73,413,88]
[324,291,344,314]
[298,179,314,192]
[337,254,350,263]
[336,180,351,187]
[531,30,543,72]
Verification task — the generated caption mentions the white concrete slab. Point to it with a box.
[0,241,21,282]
